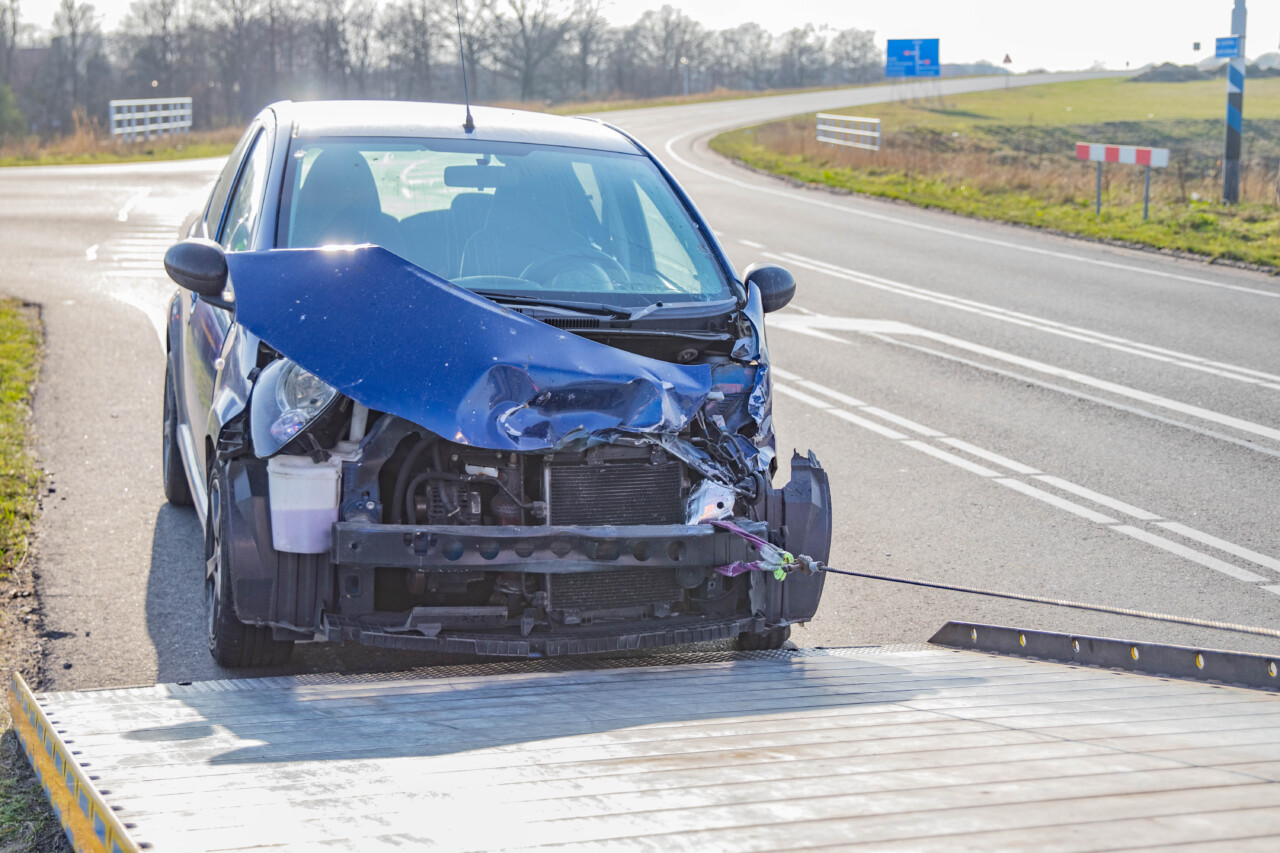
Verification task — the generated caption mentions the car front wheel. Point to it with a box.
[206,465,293,667]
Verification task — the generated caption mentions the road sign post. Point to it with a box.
[1076,143,1170,219]
[1220,1,1247,203]
[1144,164,1152,220]
[1096,162,1103,215]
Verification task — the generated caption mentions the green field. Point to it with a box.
[711,77,1280,269]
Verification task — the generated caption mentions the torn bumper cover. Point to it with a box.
[332,520,770,572]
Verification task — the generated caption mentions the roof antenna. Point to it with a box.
[454,0,476,132]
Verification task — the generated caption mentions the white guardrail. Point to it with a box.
[109,97,193,141]
[816,113,880,151]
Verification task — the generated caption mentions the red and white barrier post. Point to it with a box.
[1075,143,1170,220]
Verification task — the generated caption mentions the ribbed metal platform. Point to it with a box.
[17,644,1280,851]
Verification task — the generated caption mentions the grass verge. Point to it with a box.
[0,299,66,853]
[0,125,241,168]
[710,78,1280,269]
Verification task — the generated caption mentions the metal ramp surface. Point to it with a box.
[12,643,1280,852]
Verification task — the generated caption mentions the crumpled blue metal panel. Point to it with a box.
[225,246,712,452]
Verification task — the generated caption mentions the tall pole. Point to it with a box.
[1223,0,1247,203]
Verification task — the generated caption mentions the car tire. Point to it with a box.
[736,625,791,651]
[206,465,294,667]
[162,360,193,507]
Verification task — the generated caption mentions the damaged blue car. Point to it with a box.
[162,100,832,667]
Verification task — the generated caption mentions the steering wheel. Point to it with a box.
[520,250,631,290]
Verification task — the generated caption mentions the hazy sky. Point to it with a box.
[16,0,1280,73]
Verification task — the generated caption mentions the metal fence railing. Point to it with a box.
[109,98,193,141]
[816,113,880,151]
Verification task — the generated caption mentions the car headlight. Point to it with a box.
[251,358,341,457]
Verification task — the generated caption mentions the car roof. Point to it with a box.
[272,100,640,155]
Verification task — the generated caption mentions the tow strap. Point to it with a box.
[711,520,1280,642]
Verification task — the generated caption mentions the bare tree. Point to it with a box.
[632,5,702,96]
[565,0,603,97]
[312,0,349,96]
[347,0,378,95]
[455,0,493,101]
[709,22,774,91]
[778,24,828,88]
[209,0,260,121]
[54,0,100,109]
[829,27,880,84]
[118,0,181,92]
[379,0,440,99]
[0,0,19,85]
[489,0,567,101]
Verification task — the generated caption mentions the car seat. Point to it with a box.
[289,149,407,257]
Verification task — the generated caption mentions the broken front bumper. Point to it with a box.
[330,520,770,572]
[321,613,766,657]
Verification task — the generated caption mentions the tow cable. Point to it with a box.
[710,520,1280,642]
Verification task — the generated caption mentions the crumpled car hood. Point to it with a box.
[225,246,713,452]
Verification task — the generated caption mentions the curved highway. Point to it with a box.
[3,72,1278,689]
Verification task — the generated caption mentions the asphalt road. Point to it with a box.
[3,72,1278,691]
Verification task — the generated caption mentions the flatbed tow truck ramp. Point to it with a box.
[10,624,1280,852]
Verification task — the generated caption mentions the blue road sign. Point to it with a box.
[1216,36,1241,58]
[886,39,941,78]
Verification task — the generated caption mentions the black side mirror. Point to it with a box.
[164,239,233,310]
[744,263,796,313]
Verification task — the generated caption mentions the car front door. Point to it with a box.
[182,124,273,476]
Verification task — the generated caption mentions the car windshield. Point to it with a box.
[277,137,734,308]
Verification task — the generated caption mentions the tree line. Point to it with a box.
[0,0,883,139]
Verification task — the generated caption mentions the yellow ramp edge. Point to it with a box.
[6,672,140,853]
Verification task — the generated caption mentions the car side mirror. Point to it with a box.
[743,263,796,313]
[165,238,233,311]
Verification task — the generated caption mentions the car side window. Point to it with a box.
[200,125,257,239]
[219,131,272,252]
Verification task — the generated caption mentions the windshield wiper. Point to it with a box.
[473,291,630,319]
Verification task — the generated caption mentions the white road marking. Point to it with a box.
[85,244,98,261]
[1033,475,1163,522]
[994,478,1119,524]
[738,239,765,249]
[1155,522,1280,574]
[797,379,865,407]
[772,252,1280,389]
[863,329,1280,461]
[772,372,1280,586]
[1263,586,1280,597]
[117,189,151,222]
[665,129,1280,299]
[1112,525,1269,583]
[771,311,1280,446]
[939,438,1041,475]
[827,408,907,440]
[862,407,946,437]
[905,440,1000,477]
[915,329,1280,444]
[771,383,834,410]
